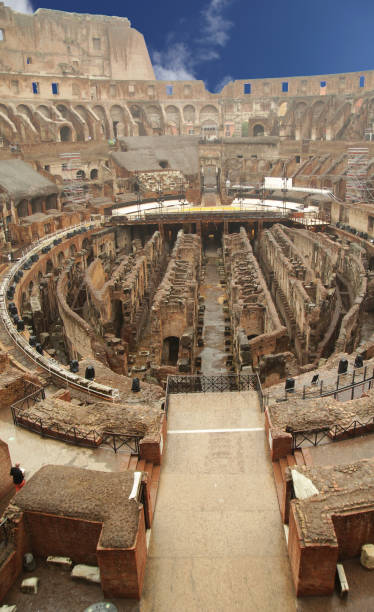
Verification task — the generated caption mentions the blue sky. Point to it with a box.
[6,0,374,92]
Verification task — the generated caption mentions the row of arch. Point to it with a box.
[1,95,372,143]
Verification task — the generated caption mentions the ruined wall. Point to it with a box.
[223,227,289,379]
[258,225,338,365]
[151,230,201,377]
[0,6,373,144]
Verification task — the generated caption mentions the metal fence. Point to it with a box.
[292,415,374,450]
[165,373,264,415]
[11,394,141,454]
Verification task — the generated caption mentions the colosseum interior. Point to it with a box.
[0,4,374,610]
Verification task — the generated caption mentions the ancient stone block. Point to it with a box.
[361,544,374,569]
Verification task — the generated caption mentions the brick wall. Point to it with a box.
[97,509,147,600]
[0,439,13,502]
[288,503,338,596]
[24,512,102,565]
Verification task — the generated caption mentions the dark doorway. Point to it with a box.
[162,336,180,365]
[60,126,72,142]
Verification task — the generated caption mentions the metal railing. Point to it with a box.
[301,367,374,400]
[166,373,263,396]
[11,380,45,412]
[292,416,374,450]
[11,395,141,454]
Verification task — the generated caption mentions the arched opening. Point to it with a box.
[60,125,72,142]
[28,281,34,295]
[90,168,98,180]
[58,252,65,266]
[46,259,53,274]
[161,336,180,365]
[31,198,43,214]
[38,271,43,282]
[253,124,265,137]
[17,199,29,218]
[70,244,77,257]
[46,194,57,210]
[76,169,86,180]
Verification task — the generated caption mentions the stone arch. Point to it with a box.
[60,125,72,142]
[0,103,10,117]
[36,105,51,119]
[200,105,219,124]
[165,105,180,125]
[145,105,162,130]
[46,259,53,274]
[17,199,29,218]
[130,105,141,119]
[46,194,57,210]
[294,102,307,120]
[75,105,94,139]
[201,119,218,139]
[110,105,126,138]
[93,105,110,139]
[31,198,43,214]
[312,101,326,118]
[57,252,65,266]
[17,104,33,120]
[183,105,196,123]
[253,124,265,137]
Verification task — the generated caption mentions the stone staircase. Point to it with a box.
[272,448,313,523]
[119,453,161,521]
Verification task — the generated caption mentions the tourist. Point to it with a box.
[10,463,25,492]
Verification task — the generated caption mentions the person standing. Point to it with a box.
[10,463,25,492]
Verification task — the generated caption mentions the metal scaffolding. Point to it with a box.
[346,147,374,203]
[60,152,88,205]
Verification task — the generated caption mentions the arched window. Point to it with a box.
[253,124,265,137]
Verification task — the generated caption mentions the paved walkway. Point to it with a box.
[141,391,296,611]
[199,248,227,374]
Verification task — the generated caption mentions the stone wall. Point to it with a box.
[151,230,201,378]
[223,227,290,383]
[258,224,337,365]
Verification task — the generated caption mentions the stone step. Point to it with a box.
[272,461,284,513]
[294,449,305,466]
[279,457,288,480]
[136,459,146,472]
[302,448,313,466]
[128,455,138,471]
[144,461,154,480]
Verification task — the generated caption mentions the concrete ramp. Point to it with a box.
[141,391,296,611]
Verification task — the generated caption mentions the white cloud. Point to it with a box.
[153,42,195,81]
[201,0,233,47]
[152,0,234,83]
[215,74,233,92]
[4,0,34,14]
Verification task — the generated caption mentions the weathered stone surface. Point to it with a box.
[46,555,73,570]
[71,564,101,584]
[20,577,39,594]
[360,544,374,569]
